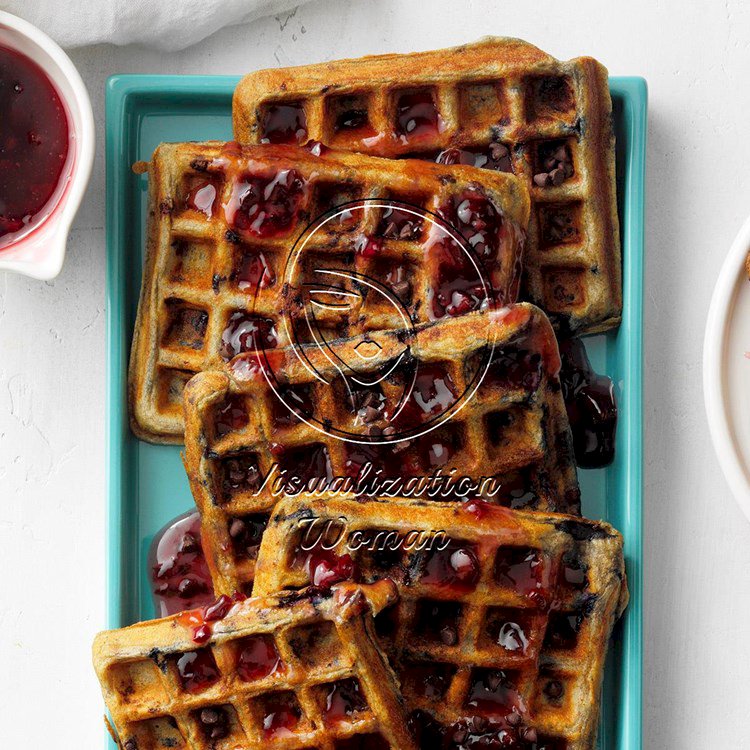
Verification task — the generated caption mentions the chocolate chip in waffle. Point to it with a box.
[233,36,621,336]
[129,140,530,443]
[183,303,580,597]
[252,496,628,750]
[93,580,417,750]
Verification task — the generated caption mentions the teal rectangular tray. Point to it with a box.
[106,74,646,749]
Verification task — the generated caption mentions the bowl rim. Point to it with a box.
[703,213,750,522]
[0,10,95,280]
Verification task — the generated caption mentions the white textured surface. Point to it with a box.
[1,1,748,747]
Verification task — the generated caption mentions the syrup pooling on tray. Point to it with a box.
[558,337,617,468]
[149,511,215,617]
[0,46,70,245]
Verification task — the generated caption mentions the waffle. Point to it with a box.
[253,496,628,750]
[233,36,621,336]
[93,580,418,750]
[129,140,530,443]
[183,303,580,596]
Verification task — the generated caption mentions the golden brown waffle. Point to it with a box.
[233,36,621,336]
[253,496,628,750]
[129,140,530,443]
[183,304,580,596]
[93,580,418,750]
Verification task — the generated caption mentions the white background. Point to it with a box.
[1,0,748,747]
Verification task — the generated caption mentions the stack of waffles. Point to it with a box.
[95,37,628,750]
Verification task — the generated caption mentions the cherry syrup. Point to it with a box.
[558,338,617,469]
[0,46,70,245]
[148,511,215,618]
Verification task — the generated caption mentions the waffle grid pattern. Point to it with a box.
[253,497,628,750]
[129,141,529,443]
[233,37,621,335]
[183,305,580,597]
[94,582,416,750]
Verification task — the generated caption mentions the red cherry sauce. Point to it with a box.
[185,181,218,217]
[558,337,617,468]
[0,46,69,245]
[224,169,306,238]
[174,648,220,693]
[325,678,368,723]
[236,634,284,681]
[395,365,458,428]
[494,547,548,609]
[421,541,480,591]
[261,693,302,738]
[149,511,214,618]
[466,669,522,716]
[220,312,278,361]
[260,103,307,144]
[304,548,356,587]
[180,591,247,644]
[395,90,442,140]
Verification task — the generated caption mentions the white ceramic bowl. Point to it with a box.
[0,11,94,280]
[704,214,750,522]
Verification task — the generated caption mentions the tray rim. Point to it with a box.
[104,72,646,749]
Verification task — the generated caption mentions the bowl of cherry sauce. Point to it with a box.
[0,11,94,279]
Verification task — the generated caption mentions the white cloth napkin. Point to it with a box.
[4,0,310,50]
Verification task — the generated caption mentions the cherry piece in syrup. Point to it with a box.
[220,312,277,360]
[175,648,220,693]
[225,169,306,238]
[214,395,249,436]
[260,103,307,144]
[236,634,283,681]
[324,678,368,722]
[421,541,480,590]
[445,715,536,749]
[355,234,383,258]
[0,46,69,244]
[447,189,503,261]
[558,337,617,469]
[261,693,302,738]
[149,511,215,618]
[304,548,356,587]
[395,90,441,140]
